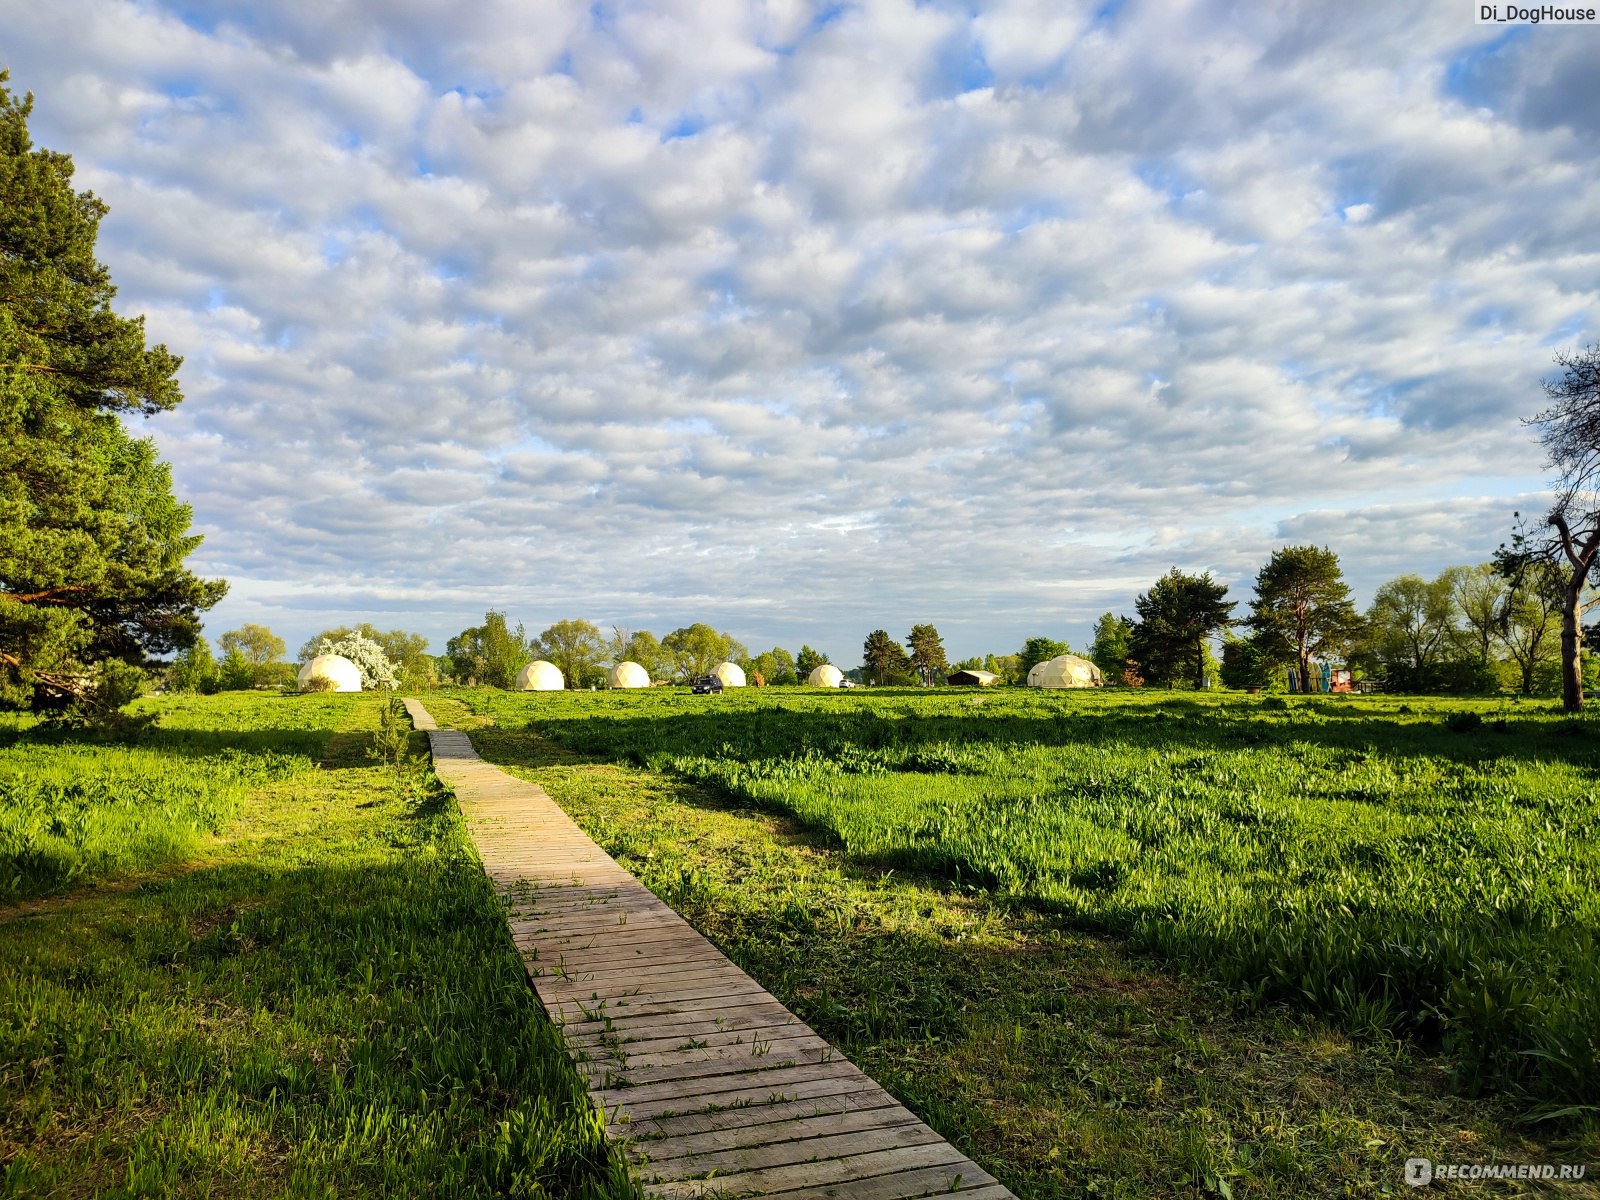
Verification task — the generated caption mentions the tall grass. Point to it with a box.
[0,692,634,1197]
[463,687,1600,1111]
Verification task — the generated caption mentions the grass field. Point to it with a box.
[0,692,632,1198]
[436,685,1598,1195]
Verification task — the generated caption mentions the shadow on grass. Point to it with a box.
[518,704,1600,777]
[0,837,633,1198]
[472,735,1597,1200]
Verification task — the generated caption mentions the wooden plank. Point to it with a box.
[755,1165,1007,1200]
[618,1086,901,1142]
[594,1060,877,1109]
[639,1122,949,1182]
[407,701,1016,1200]
[638,1104,926,1161]
[584,1039,837,1089]
[608,1074,894,1124]
[567,1017,810,1055]
[640,1143,978,1199]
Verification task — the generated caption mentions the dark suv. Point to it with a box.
[691,675,724,694]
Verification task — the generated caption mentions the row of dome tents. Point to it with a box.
[298,651,1100,692]
[594,661,852,689]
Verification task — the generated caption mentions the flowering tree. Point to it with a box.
[317,631,397,689]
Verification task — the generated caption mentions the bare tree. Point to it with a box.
[1527,346,1600,711]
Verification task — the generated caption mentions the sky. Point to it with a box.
[4,1,1598,664]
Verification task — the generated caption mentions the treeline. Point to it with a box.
[162,542,1564,699]
[1077,545,1563,695]
[443,612,832,689]
[165,622,436,693]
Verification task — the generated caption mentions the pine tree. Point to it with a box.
[905,624,947,686]
[1,75,225,713]
[1247,546,1362,693]
[862,629,900,685]
[1129,568,1235,689]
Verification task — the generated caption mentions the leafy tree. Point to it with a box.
[1523,347,1600,710]
[749,646,797,686]
[1495,548,1564,696]
[1362,572,1457,690]
[219,623,285,669]
[1088,613,1134,683]
[531,618,602,688]
[1247,546,1363,693]
[218,623,285,685]
[1445,564,1507,666]
[620,630,666,680]
[1219,633,1271,690]
[986,652,1020,683]
[795,645,830,679]
[1016,637,1071,684]
[660,624,743,682]
[1129,569,1235,689]
[218,647,256,692]
[446,612,533,689]
[905,624,947,686]
[317,630,397,689]
[167,639,220,694]
[0,75,225,715]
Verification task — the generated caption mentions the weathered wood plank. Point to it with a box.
[640,1122,950,1183]
[405,698,1015,1200]
[618,1087,901,1143]
[640,1142,981,1199]
[639,1106,930,1165]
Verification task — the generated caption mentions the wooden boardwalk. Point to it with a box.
[404,698,1015,1200]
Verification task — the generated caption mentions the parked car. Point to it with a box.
[691,675,724,694]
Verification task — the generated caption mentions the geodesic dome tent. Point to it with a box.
[607,660,651,689]
[516,660,565,691]
[298,654,362,692]
[711,661,746,688]
[805,664,845,688]
[1026,654,1103,689]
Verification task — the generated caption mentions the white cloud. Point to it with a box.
[2,0,1594,661]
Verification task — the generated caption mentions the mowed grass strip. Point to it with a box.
[0,692,635,1199]
[457,687,1600,1112]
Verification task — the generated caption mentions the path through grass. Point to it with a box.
[430,692,1600,1199]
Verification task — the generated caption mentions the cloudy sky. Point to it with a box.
[5,2,1598,663]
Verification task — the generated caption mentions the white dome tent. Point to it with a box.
[805,664,845,688]
[516,660,565,691]
[711,661,746,688]
[1026,653,1103,689]
[607,661,651,689]
[298,654,362,693]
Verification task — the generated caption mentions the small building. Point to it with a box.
[805,664,845,688]
[516,660,565,691]
[607,660,651,689]
[947,668,999,687]
[1026,654,1103,689]
[711,661,746,688]
[298,654,362,692]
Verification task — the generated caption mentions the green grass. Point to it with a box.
[434,688,1600,1198]
[452,687,1600,1111]
[0,691,634,1198]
